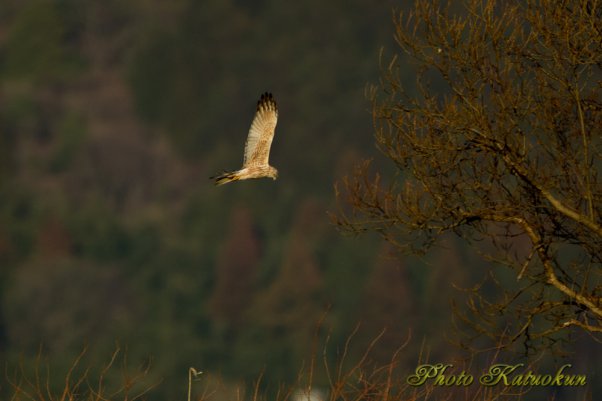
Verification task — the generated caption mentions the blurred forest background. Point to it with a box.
[0,1,599,400]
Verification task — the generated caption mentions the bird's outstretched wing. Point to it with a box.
[243,92,278,167]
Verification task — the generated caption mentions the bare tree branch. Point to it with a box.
[336,0,602,352]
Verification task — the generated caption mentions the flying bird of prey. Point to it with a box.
[211,92,279,185]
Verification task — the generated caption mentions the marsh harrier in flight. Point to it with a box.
[211,92,278,185]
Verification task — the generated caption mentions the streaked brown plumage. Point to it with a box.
[211,92,279,185]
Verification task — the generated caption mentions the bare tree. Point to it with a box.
[336,0,602,353]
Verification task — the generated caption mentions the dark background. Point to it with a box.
[0,1,599,400]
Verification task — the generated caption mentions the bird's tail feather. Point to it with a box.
[211,170,240,186]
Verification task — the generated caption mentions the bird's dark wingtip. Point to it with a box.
[257,92,276,111]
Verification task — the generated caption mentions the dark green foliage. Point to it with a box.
[1,0,85,81]
[49,112,87,172]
